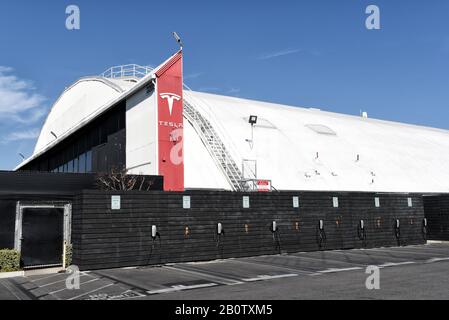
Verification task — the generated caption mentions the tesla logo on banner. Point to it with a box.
[160,93,181,116]
[156,51,184,192]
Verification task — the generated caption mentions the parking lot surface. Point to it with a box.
[1,243,449,300]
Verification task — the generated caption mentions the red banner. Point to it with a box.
[156,51,184,191]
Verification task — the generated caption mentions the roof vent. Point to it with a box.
[305,124,337,136]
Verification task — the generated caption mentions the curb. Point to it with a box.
[0,271,25,279]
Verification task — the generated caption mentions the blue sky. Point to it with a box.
[1,0,449,170]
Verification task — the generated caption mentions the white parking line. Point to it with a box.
[317,267,362,274]
[369,247,437,256]
[375,247,449,257]
[40,274,93,288]
[49,278,100,295]
[288,253,366,267]
[69,283,115,300]
[426,257,449,263]
[29,273,65,283]
[147,283,218,295]
[238,257,315,275]
[378,261,416,268]
[242,274,298,282]
[163,266,243,285]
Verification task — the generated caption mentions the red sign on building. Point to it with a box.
[156,51,184,191]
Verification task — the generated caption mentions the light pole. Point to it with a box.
[173,32,183,50]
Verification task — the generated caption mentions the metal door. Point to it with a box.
[20,208,64,268]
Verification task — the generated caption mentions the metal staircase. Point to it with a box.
[183,98,243,191]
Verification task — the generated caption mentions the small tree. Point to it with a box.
[96,168,156,191]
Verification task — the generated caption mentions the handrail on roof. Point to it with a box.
[101,64,154,80]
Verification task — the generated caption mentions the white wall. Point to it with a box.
[126,86,158,175]
[35,79,121,154]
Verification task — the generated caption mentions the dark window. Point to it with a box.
[20,102,125,173]
[67,160,74,173]
[78,153,86,173]
[73,158,79,173]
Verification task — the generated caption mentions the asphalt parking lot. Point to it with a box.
[1,243,449,300]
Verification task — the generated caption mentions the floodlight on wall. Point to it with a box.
[249,115,258,125]
[173,32,183,50]
[246,115,258,149]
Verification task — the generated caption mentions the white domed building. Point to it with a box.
[16,51,449,194]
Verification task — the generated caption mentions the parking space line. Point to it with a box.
[29,273,66,283]
[286,253,367,267]
[331,249,397,258]
[69,283,115,300]
[39,274,93,288]
[409,244,449,252]
[49,278,100,295]
[0,279,30,300]
[163,265,243,286]
[242,274,298,282]
[147,283,218,295]
[371,247,448,257]
[426,257,449,263]
[317,267,363,274]
[378,261,416,268]
[238,257,315,275]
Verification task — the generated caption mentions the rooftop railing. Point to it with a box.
[100,64,153,80]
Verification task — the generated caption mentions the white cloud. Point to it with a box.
[0,66,47,123]
[258,48,303,60]
[1,128,40,143]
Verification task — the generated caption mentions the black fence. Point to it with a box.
[0,171,97,249]
[72,190,426,270]
[423,195,449,241]
[0,171,163,251]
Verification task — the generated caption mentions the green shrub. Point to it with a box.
[0,249,20,272]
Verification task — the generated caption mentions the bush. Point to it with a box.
[65,243,73,267]
[0,249,20,272]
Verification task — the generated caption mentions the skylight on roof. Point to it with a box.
[305,124,337,136]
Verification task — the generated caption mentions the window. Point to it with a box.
[78,153,86,173]
[73,158,79,173]
[67,160,74,173]
[86,150,92,173]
